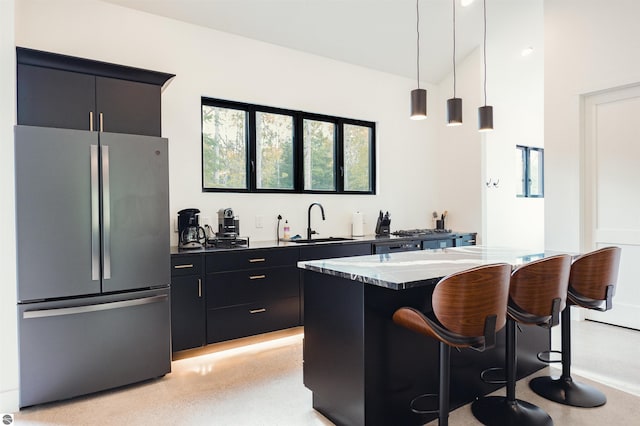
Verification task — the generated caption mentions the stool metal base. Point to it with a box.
[471,396,553,426]
[529,375,606,408]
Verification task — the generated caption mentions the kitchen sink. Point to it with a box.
[291,237,354,244]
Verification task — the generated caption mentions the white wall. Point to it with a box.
[0,0,18,414]
[433,1,544,249]
[434,48,484,237]
[544,0,640,251]
[15,0,441,245]
[484,0,544,249]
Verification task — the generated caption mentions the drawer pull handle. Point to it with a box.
[174,264,194,269]
[250,308,267,314]
[198,278,202,298]
[249,258,266,263]
[249,274,266,280]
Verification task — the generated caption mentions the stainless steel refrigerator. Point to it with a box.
[15,125,171,407]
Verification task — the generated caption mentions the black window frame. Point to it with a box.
[201,97,376,195]
[516,145,544,198]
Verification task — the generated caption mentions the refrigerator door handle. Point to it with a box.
[102,145,111,280]
[90,145,100,281]
[22,294,168,319]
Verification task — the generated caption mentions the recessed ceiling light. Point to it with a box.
[521,46,534,57]
[461,0,475,7]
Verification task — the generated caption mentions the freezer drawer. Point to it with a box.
[18,288,171,407]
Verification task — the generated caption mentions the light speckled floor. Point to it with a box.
[14,321,640,425]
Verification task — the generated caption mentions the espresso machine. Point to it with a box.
[178,208,206,249]
[217,208,239,239]
[208,208,248,248]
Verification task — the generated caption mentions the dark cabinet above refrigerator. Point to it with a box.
[16,47,174,137]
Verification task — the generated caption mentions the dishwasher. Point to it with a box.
[372,240,422,254]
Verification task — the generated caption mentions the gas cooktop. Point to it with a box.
[392,228,452,237]
[206,237,250,249]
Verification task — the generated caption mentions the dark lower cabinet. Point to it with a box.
[206,297,300,344]
[298,243,372,261]
[205,249,301,345]
[169,235,478,350]
[422,238,455,250]
[170,255,205,352]
[455,233,477,246]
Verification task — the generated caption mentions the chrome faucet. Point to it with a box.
[307,203,325,240]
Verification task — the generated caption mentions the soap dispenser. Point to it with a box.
[283,220,290,240]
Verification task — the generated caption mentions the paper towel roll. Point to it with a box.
[352,211,364,237]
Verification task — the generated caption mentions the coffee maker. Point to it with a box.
[217,208,239,239]
[177,208,206,249]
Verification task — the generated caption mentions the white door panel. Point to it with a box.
[584,85,640,330]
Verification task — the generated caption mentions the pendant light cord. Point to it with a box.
[452,0,457,97]
[416,0,421,89]
[483,0,487,106]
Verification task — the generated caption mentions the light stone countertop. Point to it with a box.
[297,246,570,290]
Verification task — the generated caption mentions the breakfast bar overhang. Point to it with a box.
[298,246,561,426]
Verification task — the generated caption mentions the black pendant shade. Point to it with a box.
[478,105,493,131]
[447,97,462,126]
[411,88,427,120]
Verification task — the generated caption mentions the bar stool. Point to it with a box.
[471,254,572,426]
[530,246,621,407]
[392,263,512,426]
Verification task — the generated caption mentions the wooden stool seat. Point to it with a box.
[530,246,621,407]
[471,254,572,426]
[393,263,512,426]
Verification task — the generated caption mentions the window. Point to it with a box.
[516,145,544,197]
[303,118,336,191]
[201,97,376,194]
[343,123,374,192]
[201,104,247,190]
[256,111,295,190]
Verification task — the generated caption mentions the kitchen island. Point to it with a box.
[298,246,561,426]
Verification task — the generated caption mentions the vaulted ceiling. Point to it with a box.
[100,0,489,83]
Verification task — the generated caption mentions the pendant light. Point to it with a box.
[478,0,494,131]
[447,0,462,126]
[410,0,427,120]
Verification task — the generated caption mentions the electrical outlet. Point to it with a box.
[255,215,264,228]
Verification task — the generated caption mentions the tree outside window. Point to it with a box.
[303,119,335,191]
[202,105,247,190]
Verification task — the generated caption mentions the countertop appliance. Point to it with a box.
[15,126,171,407]
[178,208,206,249]
[217,207,239,239]
[206,207,249,248]
[375,211,391,236]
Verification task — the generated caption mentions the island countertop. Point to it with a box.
[297,246,568,290]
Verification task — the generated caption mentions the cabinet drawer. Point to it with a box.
[206,297,300,344]
[206,248,298,272]
[171,255,203,277]
[207,266,298,308]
